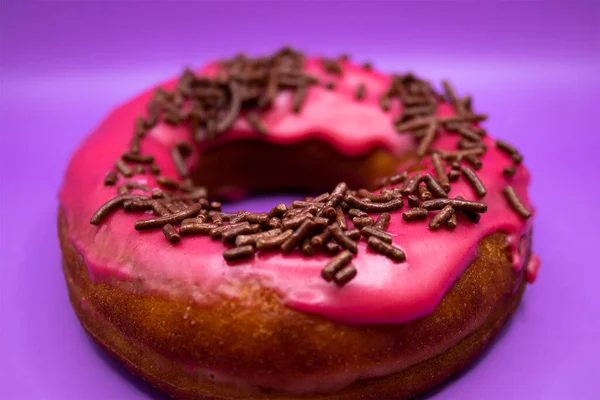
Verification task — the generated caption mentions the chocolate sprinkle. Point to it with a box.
[503,165,517,178]
[320,206,337,219]
[329,222,358,253]
[114,159,133,178]
[442,80,465,115]
[123,198,152,212]
[331,182,349,197]
[388,172,408,185]
[355,83,366,100]
[104,170,118,186]
[301,238,314,256]
[431,152,450,191]
[348,208,368,218]
[407,194,420,207]
[268,217,282,229]
[133,165,146,176]
[256,230,293,250]
[321,58,343,75]
[448,169,461,181]
[456,126,481,142]
[313,192,331,203]
[151,201,170,217]
[235,228,282,247]
[325,241,340,254]
[458,139,486,150]
[345,228,361,241]
[461,166,487,197]
[421,198,487,213]
[317,197,343,217]
[464,154,482,170]
[455,196,481,223]
[156,175,180,190]
[503,185,532,219]
[400,173,422,196]
[216,81,242,132]
[125,181,151,192]
[281,219,316,252]
[429,205,454,230]
[423,174,448,198]
[268,203,287,218]
[495,139,519,155]
[209,222,249,239]
[165,203,187,215]
[222,223,254,244]
[367,236,405,262]
[395,117,432,133]
[313,216,329,229]
[122,152,154,164]
[311,229,331,248]
[352,216,374,229]
[223,245,254,262]
[150,162,161,175]
[180,221,217,236]
[129,135,141,154]
[344,195,404,213]
[446,212,457,229]
[439,147,485,161]
[416,120,437,157]
[335,207,348,230]
[418,185,433,201]
[291,200,320,209]
[496,139,523,164]
[90,195,147,225]
[334,265,357,286]
[246,212,269,225]
[438,114,487,125]
[357,188,393,202]
[373,213,391,231]
[321,250,353,281]
[361,226,393,244]
[282,213,313,230]
[134,204,202,230]
[397,104,436,123]
[162,224,181,244]
[402,208,428,222]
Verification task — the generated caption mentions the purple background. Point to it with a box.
[1,1,599,398]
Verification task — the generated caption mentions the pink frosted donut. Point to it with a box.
[58,48,539,399]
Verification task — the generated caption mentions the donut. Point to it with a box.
[58,48,540,399]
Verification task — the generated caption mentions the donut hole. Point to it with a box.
[191,139,405,202]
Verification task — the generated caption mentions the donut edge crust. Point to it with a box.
[58,208,527,400]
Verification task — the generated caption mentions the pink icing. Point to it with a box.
[59,57,537,325]
[526,255,541,283]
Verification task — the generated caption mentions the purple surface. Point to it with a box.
[1,1,599,399]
